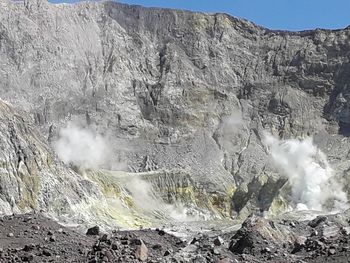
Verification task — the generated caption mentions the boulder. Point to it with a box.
[322,226,339,239]
[214,236,225,246]
[86,226,100,236]
[308,216,327,228]
[135,240,148,262]
[341,226,350,235]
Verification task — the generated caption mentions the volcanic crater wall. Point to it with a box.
[0,0,349,219]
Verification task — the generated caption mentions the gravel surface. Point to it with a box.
[1,212,350,262]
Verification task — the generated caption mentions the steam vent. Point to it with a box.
[0,0,349,262]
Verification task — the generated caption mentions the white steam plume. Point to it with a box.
[263,133,348,211]
[53,122,110,169]
[125,177,204,222]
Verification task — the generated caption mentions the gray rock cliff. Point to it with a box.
[0,99,102,218]
[0,0,349,221]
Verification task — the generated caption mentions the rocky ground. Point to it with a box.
[0,212,350,262]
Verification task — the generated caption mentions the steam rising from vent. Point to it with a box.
[53,122,110,169]
[53,122,209,222]
[263,133,348,211]
[124,177,209,222]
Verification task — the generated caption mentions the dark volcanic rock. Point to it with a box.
[229,229,257,254]
[308,216,327,228]
[214,236,224,246]
[86,226,100,236]
[0,213,187,262]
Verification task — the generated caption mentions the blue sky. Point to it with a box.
[48,0,350,31]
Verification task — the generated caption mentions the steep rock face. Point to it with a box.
[0,0,349,218]
[0,99,164,229]
[0,100,102,218]
[84,169,233,226]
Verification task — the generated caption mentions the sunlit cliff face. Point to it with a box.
[52,121,349,229]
